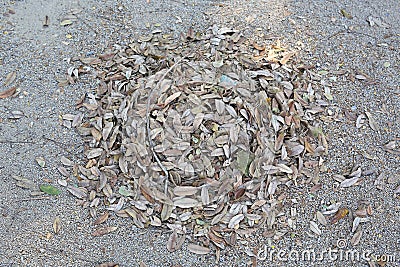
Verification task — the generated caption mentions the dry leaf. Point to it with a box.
[91,226,118,236]
[228,214,244,229]
[13,175,38,190]
[96,263,119,267]
[280,52,294,65]
[35,157,46,168]
[61,156,74,166]
[365,111,378,131]
[173,198,199,208]
[187,243,210,255]
[316,211,327,226]
[53,217,61,234]
[350,230,362,246]
[310,221,321,235]
[4,71,16,86]
[331,208,349,224]
[94,212,109,225]
[60,19,73,26]
[340,176,360,188]
[67,186,87,199]
[0,87,17,99]
[166,230,184,252]
[173,186,198,196]
[352,217,361,232]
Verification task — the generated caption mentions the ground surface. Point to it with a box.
[0,0,399,266]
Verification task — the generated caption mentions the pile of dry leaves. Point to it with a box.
[60,25,330,255]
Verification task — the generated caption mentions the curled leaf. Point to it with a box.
[0,87,17,99]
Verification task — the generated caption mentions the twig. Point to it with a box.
[0,139,35,144]
[145,55,187,194]
[41,135,77,157]
[16,196,51,202]
[328,29,376,40]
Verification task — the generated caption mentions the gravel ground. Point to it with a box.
[0,0,399,266]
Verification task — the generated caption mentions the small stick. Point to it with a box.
[41,135,76,157]
[16,196,51,201]
[0,139,35,144]
[145,55,187,193]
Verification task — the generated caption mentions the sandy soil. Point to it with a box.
[0,0,399,266]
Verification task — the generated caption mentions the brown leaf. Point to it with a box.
[91,226,118,237]
[331,208,349,224]
[280,52,294,65]
[96,263,119,267]
[0,87,17,99]
[350,230,362,246]
[166,230,184,252]
[252,42,265,51]
[94,211,109,225]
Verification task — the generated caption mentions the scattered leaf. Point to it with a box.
[310,221,322,235]
[331,208,349,224]
[40,184,61,195]
[36,157,46,168]
[350,230,362,246]
[4,71,16,86]
[67,186,87,199]
[53,217,61,234]
[316,211,327,226]
[60,19,73,26]
[94,212,109,225]
[340,9,353,19]
[96,263,119,267]
[173,198,198,208]
[340,176,360,188]
[365,111,378,131]
[167,230,179,252]
[187,243,210,255]
[91,226,118,237]
[0,87,17,99]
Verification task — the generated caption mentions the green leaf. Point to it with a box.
[340,9,353,19]
[236,150,254,175]
[118,185,133,196]
[40,184,61,195]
